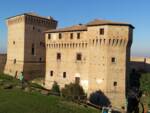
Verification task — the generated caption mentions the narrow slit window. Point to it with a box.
[48,34,51,40]
[59,33,62,39]
[70,33,73,39]
[57,53,61,60]
[63,72,66,78]
[50,71,53,76]
[77,33,80,39]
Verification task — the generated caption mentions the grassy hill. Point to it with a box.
[0,73,100,113]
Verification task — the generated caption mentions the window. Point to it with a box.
[31,44,35,55]
[70,33,73,39]
[50,71,53,76]
[14,59,16,64]
[77,33,80,39]
[76,53,82,61]
[33,26,35,30]
[57,53,61,60]
[13,41,15,45]
[63,72,66,78]
[100,28,104,35]
[48,34,51,40]
[58,33,62,39]
[111,57,116,63]
[113,81,117,86]
[39,57,42,62]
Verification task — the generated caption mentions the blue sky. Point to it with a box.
[0,0,149,57]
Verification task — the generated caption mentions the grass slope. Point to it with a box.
[0,74,100,113]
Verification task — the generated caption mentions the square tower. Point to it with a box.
[4,13,57,79]
[44,19,134,108]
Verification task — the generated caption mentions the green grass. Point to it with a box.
[0,73,100,113]
[140,73,150,109]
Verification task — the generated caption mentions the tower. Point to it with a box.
[4,13,57,79]
[44,19,134,108]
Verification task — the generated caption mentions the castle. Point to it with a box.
[2,13,134,109]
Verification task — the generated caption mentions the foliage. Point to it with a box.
[51,81,60,95]
[61,83,86,101]
[0,73,99,113]
[89,90,111,107]
[140,73,150,95]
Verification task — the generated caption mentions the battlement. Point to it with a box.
[7,13,57,27]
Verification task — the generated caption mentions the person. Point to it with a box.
[19,71,24,88]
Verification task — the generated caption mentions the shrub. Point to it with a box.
[140,73,150,95]
[89,90,111,107]
[51,81,60,95]
[61,83,85,101]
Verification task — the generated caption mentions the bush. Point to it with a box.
[89,90,111,107]
[61,83,85,101]
[51,81,60,95]
[140,73,150,95]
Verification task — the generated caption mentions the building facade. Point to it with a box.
[4,13,57,79]
[45,19,134,108]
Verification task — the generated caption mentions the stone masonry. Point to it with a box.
[4,13,57,79]
[44,19,134,109]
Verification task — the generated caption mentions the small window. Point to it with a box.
[113,81,117,86]
[31,44,35,55]
[33,26,35,30]
[58,33,62,39]
[111,57,116,63]
[13,41,15,45]
[57,53,61,60]
[75,77,80,84]
[14,59,16,64]
[77,33,80,39]
[76,53,82,61]
[39,57,42,62]
[100,28,104,35]
[48,34,51,40]
[70,33,73,39]
[50,71,53,76]
[63,72,66,78]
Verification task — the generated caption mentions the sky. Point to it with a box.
[0,0,150,57]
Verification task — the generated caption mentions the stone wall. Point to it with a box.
[4,13,57,78]
[0,54,7,73]
[45,22,133,109]
[130,57,150,72]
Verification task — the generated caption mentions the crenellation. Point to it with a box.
[4,13,57,79]
[45,19,134,109]
[3,14,134,109]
